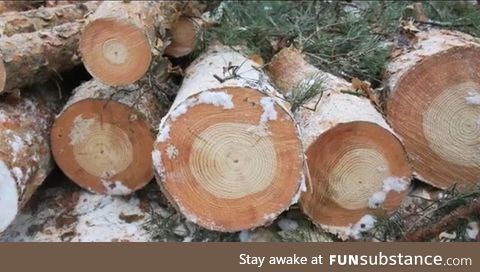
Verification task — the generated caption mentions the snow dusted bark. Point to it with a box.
[0,185,160,242]
[386,29,480,190]
[0,2,98,37]
[153,44,305,232]
[0,88,59,233]
[0,22,82,93]
[268,48,412,240]
[51,79,163,196]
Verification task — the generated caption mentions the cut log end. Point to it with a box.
[153,87,304,232]
[164,16,198,58]
[80,18,152,86]
[0,59,6,92]
[51,99,154,195]
[387,46,480,190]
[301,122,412,229]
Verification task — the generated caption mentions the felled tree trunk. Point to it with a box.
[0,1,44,14]
[79,1,179,86]
[0,3,98,37]
[0,87,60,233]
[0,22,81,93]
[386,29,480,191]
[152,44,305,232]
[164,16,202,58]
[0,186,159,242]
[268,48,412,240]
[50,79,163,196]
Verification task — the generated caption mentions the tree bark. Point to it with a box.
[386,29,480,191]
[79,1,179,86]
[152,44,305,232]
[0,86,60,233]
[0,185,159,242]
[0,21,82,93]
[268,48,412,240]
[0,1,44,14]
[51,79,163,196]
[0,2,98,37]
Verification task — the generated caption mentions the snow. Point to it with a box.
[197,91,234,109]
[158,124,170,142]
[166,144,178,160]
[350,214,377,239]
[383,176,409,192]
[277,218,299,231]
[466,92,480,105]
[152,150,166,182]
[0,112,8,123]
[290,173,307,205]
[368,191,386,208]
[239,230,252,242]
[101,180,133,195]
[9,134,25,154]
[0,160,18,232]
[260,97,278,123]
[69,115,96,145]
[71,192,150,242]
[466,222,479,240]
[170,100,192,120]
[11,167,24,183]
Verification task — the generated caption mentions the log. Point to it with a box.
[152,44,305,232]
[268,48,412,240]
[0,1,44,14]
[0,2,98,37]
[386,29,480,191]
[0,186,159,242]
[164,16,201,58]
[0,21,82,93]
[79,1,178,86]
[0,87,60,233]
[51,79,163,195]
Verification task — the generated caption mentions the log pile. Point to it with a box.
[0,1,479,242]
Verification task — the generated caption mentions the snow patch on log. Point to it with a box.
[260,97,278,123]
[166,144,178,160]
[0,160,18,232]
[69,115,96,145]
[101,180,133,195]
[290,173,307,205]
[323,214,377,240]
[466,92,480,105]
[197,91,234,109]
[152,150,165,181]
[157,122,170,142]
[368,176,409,208]
[71,193,150,242]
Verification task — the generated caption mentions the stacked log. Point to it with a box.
[152,44,306,232]
[51,79,163,195]
[0,87,60,233]
[268,48,412,240]
[0,2,98,37]
[79,1,179,86]
[386,29,480,191]
[0,22,82,93]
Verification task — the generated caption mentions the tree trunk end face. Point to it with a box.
[51,99,155,195]
[80,18,152,86]
[164,16,198,58]
[387,46,480,190]
[154,87,304,232]
[301,122,412,230]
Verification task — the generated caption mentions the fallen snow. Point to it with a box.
[166,144,178,160]
[101,180,133,196]
[158,124,170,142]
[350,214,377,239]
[290,173,307,205]
[466,222,479,240]
[0,160,18,232]
[277,218,299,231]
[466,92,480,105]
[239,230,252,242]
[368,176,409,208]
[260,97,278,123]
[152,150,166,182]
[197,91,234,109]
[368,191,386,209]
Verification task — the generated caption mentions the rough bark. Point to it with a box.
[51,79,163,196]
[268,48,412,240]
[152,44,305,232]
[0,2,98,37]
[386,29,480,191]
[0,185,162,242]
[0,86,60,233]
[0,21,82,93]
[0,1,45,14]
[79,1,179,86]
